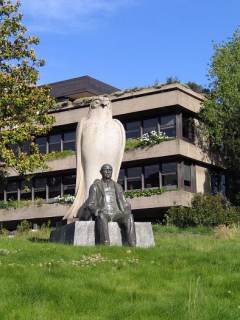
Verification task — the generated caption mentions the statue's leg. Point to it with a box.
[116,213,136,247]
[95,213,110,245]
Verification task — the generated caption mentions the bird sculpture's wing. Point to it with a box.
[112,119,126,182]
[63,119,86,220]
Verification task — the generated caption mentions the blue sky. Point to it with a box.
[21,0,240,90]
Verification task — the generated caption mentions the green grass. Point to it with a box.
[0,226,240,319]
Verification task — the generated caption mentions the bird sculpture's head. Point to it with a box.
[88,96,112,119]
[90,96,111,110]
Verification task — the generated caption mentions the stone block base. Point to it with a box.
[50,221,155,248]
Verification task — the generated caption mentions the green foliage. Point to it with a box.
[0,199,31,209]
[125,132,171,151]
[0,198,44,209]
[45,150,75,161]
[112,85,151,97]
[34,198,44,206]
[166,193,240,227]
[0,224,8,235]
[165,76,180,84]
[16,219,31,233]
[139,131,171,146]
[125,138,142,151]
[0,0,55,174]
[185,81,209,94]
[55,194,75,204]
[125,188,168,199]
[199,28,240,203]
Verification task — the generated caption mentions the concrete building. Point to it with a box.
[0,76,225,228]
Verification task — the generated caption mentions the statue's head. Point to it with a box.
[100,163,113,180]
[90,96,111,110]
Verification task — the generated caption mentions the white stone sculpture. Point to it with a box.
[63,96,126,221]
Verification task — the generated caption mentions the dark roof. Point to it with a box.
[48,75,119,98]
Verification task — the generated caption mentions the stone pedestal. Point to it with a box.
[50,221,155,248]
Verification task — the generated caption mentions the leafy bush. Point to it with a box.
[214,224,239,239]
[0,199,44,209]
[125,131,171,151]
[166,193,240,227]
[17,220,31,233]
[139,131,170,146]
[55,194,75,204]
[125,188,167,199]
[0,225,9,236]
[0,200,32,209]
[45,150,75,161]
[125,138,142,151]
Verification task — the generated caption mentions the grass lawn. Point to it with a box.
[0,225,239,319]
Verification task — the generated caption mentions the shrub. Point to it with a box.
[0,225,8,236]
[55,194,75,204]
[125,188,166,199]
[125,138,142,151]
[214,224,239,239]
[17,220,31,234]
[125,131,171,151]
[166,193,240,227]
[139,131,170,146]
[45,150,75,161]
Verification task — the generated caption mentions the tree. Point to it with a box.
[0,0,54,175]
[199,29,240,204]
[185,81,209,94]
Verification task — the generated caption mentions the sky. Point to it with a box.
[20,0,240,90]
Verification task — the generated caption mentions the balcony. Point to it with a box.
[124,139,212,165]
[0,190,193,223]
[129,190,193,210]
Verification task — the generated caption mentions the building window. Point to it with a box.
[143,118,158,134]
[62,174,76,196]
[161,162,177,189]
[184,164,191,190]
[144,164,159,188]
[34,177,47,199]
[49,134,61,153]
[48,176,61,199]
[63,131,76,151]
[36,129,76,154]
[120,162,179,191]
[183,115,194,141]
[123,113,177,140]
[160,115,176,137]
[125,121,141,139]
[126,167,142,190]
[20,180,32,200]
[211,174,226,195]
[20,141,31,154]
[36,137,47,154]
[0,181,4,201]
[6,180,18,201]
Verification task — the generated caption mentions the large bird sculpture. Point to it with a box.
[63,96,126,221]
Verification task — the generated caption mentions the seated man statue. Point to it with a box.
[86,164,136,246]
